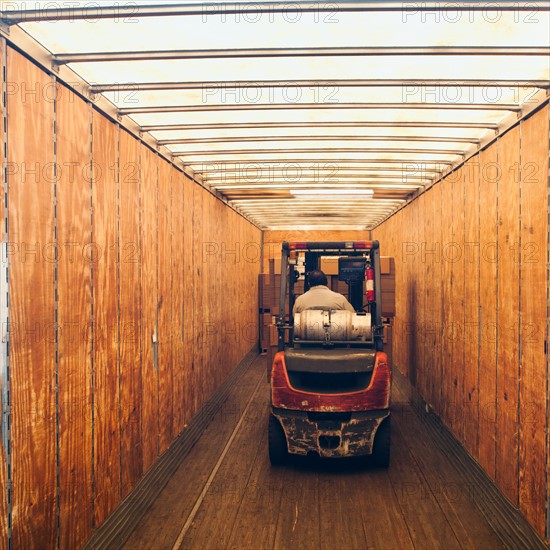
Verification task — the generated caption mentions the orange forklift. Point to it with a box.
[268,241,391,467]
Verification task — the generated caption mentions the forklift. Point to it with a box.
[268,241,391,467]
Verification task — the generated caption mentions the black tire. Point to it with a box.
[372,416,391,468]
[268,414,288,466]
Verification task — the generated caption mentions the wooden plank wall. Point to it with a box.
[56,84,93,548]
[3,48,261,549]
[91,112,120,527]
[373,104,550,541]
[0,40,7,550]
[8,48,57,549]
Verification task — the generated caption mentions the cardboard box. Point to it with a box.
[320,257,339,275]
[269,324,279,346]
[380,275,396,292]
[381,290,396,317]
[268,257,282,275]
[380,256,395,275]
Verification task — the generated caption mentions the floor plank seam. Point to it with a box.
[171,371,264,549]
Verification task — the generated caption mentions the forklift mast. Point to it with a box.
[277,241,383,352]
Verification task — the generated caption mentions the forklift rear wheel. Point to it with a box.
[268,414,288,466]
[372,416,391,468]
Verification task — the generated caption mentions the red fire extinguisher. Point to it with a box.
[366,264,374,302]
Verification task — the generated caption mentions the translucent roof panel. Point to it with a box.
[4,0,549,229]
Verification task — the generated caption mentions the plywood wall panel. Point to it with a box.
[450,167,465,439]
[91,112,120,526]
[478,144,499,480]
[170,173,185,433]
[182,176,195,422]
[463,157,481,459]
[7,48,57,549]
[430,184,443,416]
[0,42,7,550]
[495,126,521,505]
[423,189,435,409]
[201,193,214,401]
[192,183,204,417]
[519,106,549,535]
[56,85,93,549]
[408,200,419,388]
[119,131,143,496]
[396,209,409,378]
[440,174,454,428]
[140,147,159,473]
[158,161,174,450]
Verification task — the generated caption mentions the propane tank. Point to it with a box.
[294,309,372,342]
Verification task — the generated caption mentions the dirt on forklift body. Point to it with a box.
[268,241,391,467]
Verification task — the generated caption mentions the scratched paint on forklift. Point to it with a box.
[477,142,499,481]
[140,146,160,474]
[496,125,521,505]
[519,106,549,534]
[7,48,57,548]
[463,156,481,459]
[91,112,121,525]
[158,159,174,449]
[119,130,143,496]
[56,84,93,548]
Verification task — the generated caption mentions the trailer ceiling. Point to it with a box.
[2,1,549,230]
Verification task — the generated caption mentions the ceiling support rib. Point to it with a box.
[142,121,499,132]
[120,102,522,114]
[173,147,465,157]
[186,158,454,166]
[4,1,546,24]
[158,135,479,146]
[54,46,550,65]
[91,79,550,93]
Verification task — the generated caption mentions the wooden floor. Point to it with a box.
[123,355,506,550]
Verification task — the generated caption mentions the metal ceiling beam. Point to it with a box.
[213,184,420,189]
[186,158,454,166]
[208,174,428,181]
[54,47,550,65]
[120,102,521,114]
[143,121,499,132]
[238,204,396,207]
[173,147,464,157]
[4,1,545,24]
[91,79,550,93]
[202,167,440,175]
[235,200,403,204]
[158,135,479,146]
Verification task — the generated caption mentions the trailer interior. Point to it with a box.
[0,2,549,548]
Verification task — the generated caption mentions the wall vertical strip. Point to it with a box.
[0,35,9,550]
